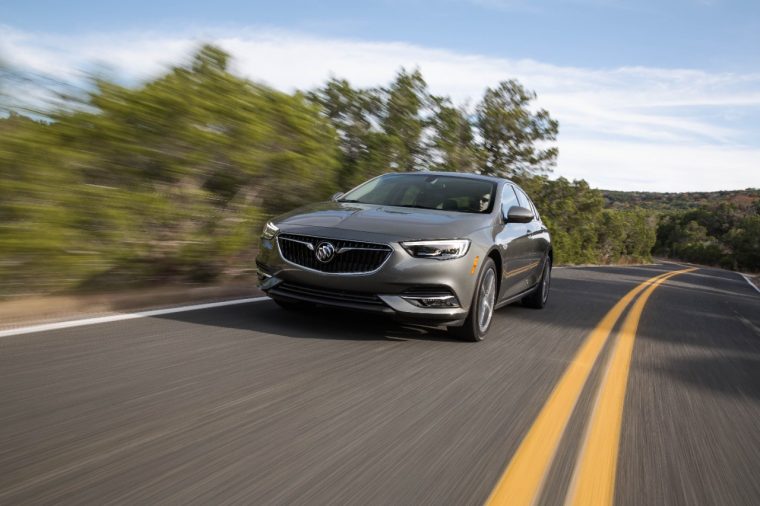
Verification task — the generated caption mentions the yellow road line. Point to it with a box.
[565,267,696,506]
[486,269,676,506]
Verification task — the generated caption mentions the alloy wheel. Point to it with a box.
[478,268,496,332]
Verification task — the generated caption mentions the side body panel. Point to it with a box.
[495,184,534,300]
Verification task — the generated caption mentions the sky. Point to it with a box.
[2,0,759,191]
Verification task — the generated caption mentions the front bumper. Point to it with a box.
[256,233,481,325]
[260,276,468,324]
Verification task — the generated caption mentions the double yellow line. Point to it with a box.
[486,267,696,506]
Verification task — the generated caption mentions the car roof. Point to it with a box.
[384,171,511,185]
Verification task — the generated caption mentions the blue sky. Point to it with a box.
[5,0,760,72]
[2,0,759,190]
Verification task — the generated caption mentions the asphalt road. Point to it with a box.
[1,264,759,505]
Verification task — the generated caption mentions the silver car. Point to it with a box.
[256,172,552,341]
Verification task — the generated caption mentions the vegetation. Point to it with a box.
[604,188,760,212]
[519,177,657,265]
[1,46,339,296]
[653,202,760,271]
[605,189,760,271]
[0,45,755,298]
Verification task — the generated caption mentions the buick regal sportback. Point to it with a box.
[256,172,552,341]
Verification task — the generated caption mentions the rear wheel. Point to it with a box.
[450,258,497,342]
[523,256,551,309]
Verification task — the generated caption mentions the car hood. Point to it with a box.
[272,201,493,242]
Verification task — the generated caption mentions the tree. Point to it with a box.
[307,78,387,189]
[654,199,758,270]
[518,176,604,264]
[380,68,432,172]
[728,216,760,271]
[0,45,340,293]
[620,209,657,260]
[476,80,558,178]
[597,210,626,263]
[308,69,435,186]
[428,96,479,172]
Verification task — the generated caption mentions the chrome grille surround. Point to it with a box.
[277,233,392,274]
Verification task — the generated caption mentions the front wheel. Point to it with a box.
[450,258,497,342]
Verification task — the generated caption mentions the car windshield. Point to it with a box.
[339,174,497,214]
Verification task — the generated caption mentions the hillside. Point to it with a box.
[602,188,760,211]
[602,188,759,271]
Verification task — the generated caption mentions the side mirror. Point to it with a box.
[331,192,344,201]
[504,205,534,223]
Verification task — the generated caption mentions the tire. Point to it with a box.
[523,256,551,309]
[450,257,498,342]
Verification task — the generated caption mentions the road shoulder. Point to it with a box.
[0,280,265,331]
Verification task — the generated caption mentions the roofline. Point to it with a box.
[383,171,512,184]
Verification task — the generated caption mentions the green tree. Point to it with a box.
[428,96,479,172]
[621,209,657,260]
[519,176,604,264]
[307,78,387,189]
[308,69,435,186]
[728,216,760,271]
[0,45,340,294]
[597,210,626,263]
[476,80,558,178]
[654,199,758,270]
[380,68,431,172]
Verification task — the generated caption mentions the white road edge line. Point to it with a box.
[0,297,271,338]
[740,273,760,294]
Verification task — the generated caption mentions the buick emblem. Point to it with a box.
[315,241,336,263]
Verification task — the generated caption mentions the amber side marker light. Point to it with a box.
[471,256,479,275]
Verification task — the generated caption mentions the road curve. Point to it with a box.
[1,264,758,505]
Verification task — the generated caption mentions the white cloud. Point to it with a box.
[559,138,760,190]
[1,25,758,191]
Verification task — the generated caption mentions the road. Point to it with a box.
[1,264,759,505]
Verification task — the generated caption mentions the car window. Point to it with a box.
[502,185,520,215]
[340,174,497,214]
[513,187,536,219]
[528,199,541,221]
[399,185,421,206]
[513,187,528,208]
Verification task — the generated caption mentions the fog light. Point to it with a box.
[402,295,460,308]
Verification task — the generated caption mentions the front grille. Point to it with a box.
[271,282,387,308]
[277,233,392,274]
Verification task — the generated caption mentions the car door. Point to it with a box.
[513,186,548,287]
[495,184,534,301]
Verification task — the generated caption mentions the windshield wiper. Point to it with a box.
[338,201,435,210]
[395,204,435,210]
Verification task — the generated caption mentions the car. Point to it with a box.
[256,172,552,341]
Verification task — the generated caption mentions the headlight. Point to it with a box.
[261,221,279,240]
[401,239,470,260]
